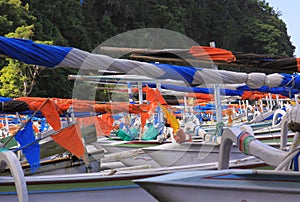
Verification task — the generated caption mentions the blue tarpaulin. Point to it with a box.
[0,36,71,67]
[1,36,300,93]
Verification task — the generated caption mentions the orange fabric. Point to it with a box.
[190,46,236,62]
[77,115,115,137]
[139,105,152,130]
[16,97,61,131]
[145,86,158,105]
[101,114,114,126]
[297,58,300,72]
[76,116,113,137]
[141,86,169,130]
[32,123,39,133]
[225,109,233,126]
[241,91,286,100]
[228,104,239,108]
[51,124,85,160]
[155,89,167,105]
[186,93,214,100]
[98,114,114,136]
[16,97,150,116]
[144,86,167,106]
[40,100,61,130]
[97,117,113,136]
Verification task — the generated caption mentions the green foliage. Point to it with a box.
[30,68,76,98]
[0,60,25,97]
[5,24,34,39]
[21,0,294,56]
[0,25,42,97]
[0,0,35,36]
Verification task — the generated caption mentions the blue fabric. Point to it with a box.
[0,36,72,67]
[112,114,123,120]
[236,85,300,98]
[40,120,46,132]
[269,87,300,97]
[236,85,270,93]
[279,73,300,88]
[0,97,12,102]
[293,152,300,171]
[153,63,198,84]
[14,122,40,173]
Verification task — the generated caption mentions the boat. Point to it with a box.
[141,141,249,167]
[134,105,300,202]
[101,141,162,168]
[0,145,264,202]
[140,113,291,168]
[134,169,300,202]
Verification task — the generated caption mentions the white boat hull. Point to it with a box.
[142,142,249,167]
[135,169,300,202]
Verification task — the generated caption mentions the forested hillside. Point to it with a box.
[0,0,295,98]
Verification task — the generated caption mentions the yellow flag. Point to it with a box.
[160,105,180,133]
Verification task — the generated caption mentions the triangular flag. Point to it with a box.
[97,116,114,136]
[161,105,180,133]
[15,122,40,173]
[51,124,85,160]
[40,99,61,131]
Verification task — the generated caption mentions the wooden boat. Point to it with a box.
[140,118,290,168]
[134,169,300,202]
[0,148,264,202]
[101,141,162,168]
[100,118,288,168]
[135,108,300,202]
[141,141,249,167]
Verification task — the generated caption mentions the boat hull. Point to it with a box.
[101,142,162,168]
[142,142,249,167]
[0,172,160,202]
[135,169,300,202]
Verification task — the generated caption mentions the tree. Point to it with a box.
[0,0,35,36]
[0,25,47,97]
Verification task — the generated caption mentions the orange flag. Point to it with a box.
[40,99,61,131]
[17,97,61,131]
[97,117,112,136]
[140,112,150,130]
[76,116,102,136]
[51,125,85,160]
[101,114,114,126]
[77,115,115,137]
[155,89,167,105]
[145,86,158,105]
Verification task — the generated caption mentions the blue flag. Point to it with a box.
[15,122,40,173]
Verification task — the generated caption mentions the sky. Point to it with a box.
[266,0,300,57]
